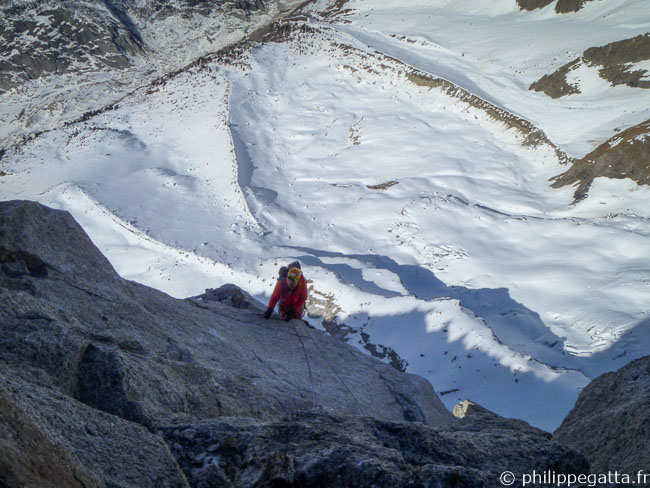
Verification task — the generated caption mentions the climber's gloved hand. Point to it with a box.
[264,307,273,320]
[284,309,296,322]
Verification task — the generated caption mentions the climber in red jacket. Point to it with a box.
[264,265,308,321]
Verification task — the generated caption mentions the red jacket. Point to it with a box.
[268,275,308,317]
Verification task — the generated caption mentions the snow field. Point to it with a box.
[326,0,650,156]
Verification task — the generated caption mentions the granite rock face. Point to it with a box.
[0,200,451,428]
[0,370,188,488]
[554,355,650,474]
[0,200,455,486]
[164,411,589,488]
[0,2,145,92]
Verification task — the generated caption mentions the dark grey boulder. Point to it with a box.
[196,284,267,311]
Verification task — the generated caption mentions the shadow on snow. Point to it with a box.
[287,246,578,371]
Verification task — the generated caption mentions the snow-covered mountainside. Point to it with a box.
[0,0,305,148]
[1,0,649,432]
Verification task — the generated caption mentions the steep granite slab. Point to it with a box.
[0,200,451,428]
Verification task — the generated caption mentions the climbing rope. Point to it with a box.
[298,319,366,416]
[291,320,317,408]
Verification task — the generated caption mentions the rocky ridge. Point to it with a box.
[551,118,650,200]
[530,34,650,98]
[0,200,450,428]
[0,200,592,487]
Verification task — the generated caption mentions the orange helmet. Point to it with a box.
[287,267,301,285]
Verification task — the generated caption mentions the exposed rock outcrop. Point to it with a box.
[516,0,555,10]
[554,355,650,474]
[0,2,145,92]
[0,199,452,486]
[531,34,650,100]
[453,399,491,418]
[551,118,650,200]
[0,377,102,488]
[530,34,650,200]
[0,370,189,488]
[196,284,267,312]
[0,200,450,428]
[516,0,597,13]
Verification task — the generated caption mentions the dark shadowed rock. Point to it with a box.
[164,410,589,488]
[554,355,650,474]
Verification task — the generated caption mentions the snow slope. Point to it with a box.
[0,0,306,149]
[2,0,650,431]
[326,0,650,157]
